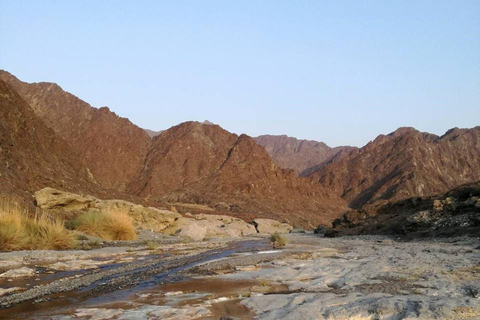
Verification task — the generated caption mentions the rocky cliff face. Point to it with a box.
[130,122,347,227]
[0,70,151,191]
[308,127,480,208]
[0,80,95,197]
[254,134,355,176]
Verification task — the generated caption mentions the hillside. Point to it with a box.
[0,70,151,191]
[129,122,347,227]
[0,80,95,198]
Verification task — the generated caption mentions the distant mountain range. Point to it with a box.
[0,69,479,229]
[253,135,356,176]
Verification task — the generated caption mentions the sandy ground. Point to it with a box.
[0,234,478,319]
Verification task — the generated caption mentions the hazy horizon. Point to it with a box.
[1,0,479,147]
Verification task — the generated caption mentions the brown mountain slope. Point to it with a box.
[0,80,95,198]
[308,127,480,209]
[0,70,151,191]
[129,122,347,228]
[254,134,355,176]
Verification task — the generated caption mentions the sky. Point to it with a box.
[1,0,479,147]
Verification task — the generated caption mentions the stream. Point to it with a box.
[0,239,270,319]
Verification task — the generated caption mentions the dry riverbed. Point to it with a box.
[0,234,479,319]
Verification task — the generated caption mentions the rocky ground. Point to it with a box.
[0,234,478,319]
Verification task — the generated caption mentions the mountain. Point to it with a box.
[0,70,151,191]
[253,135,355,175]
[0,80,95,198]
[129,122,347,227]
[308,127,480,209]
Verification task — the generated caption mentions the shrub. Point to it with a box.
[271,233,287,249]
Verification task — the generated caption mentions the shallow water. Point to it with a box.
[0,239,270,319]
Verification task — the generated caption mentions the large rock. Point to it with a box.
[35,187,95,211]
[193,214,257,238]
[253,218,293,234]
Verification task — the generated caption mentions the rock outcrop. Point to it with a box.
[327,181,480,238]
[35,188,181,232]
[254,134,355,176]
[34,188,281,240]
[164,213,257,241]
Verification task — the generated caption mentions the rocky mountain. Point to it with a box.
[254,135,355,175]
[0,80,95,198]
[0,70,151,191]
[0,71,347,227]
[129,122,347,227]
[308,127,480,209]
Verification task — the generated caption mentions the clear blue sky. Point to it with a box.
[1,0,479,147]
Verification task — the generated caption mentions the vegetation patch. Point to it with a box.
[0,201,75,251]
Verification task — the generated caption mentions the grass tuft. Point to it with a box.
[0,200,74,251]
[75,210,136,240]
[271,233,288,249]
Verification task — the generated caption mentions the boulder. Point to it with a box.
[35,187,95,211]
[253,218,293,234]
[177,223,207,241]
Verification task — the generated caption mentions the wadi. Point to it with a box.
[0,69,478,320]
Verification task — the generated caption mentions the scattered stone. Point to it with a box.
[74,308,123,320]
[0,267,35,278]
[0,287,23,296]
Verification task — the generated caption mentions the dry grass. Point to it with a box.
[75,210,136,240]
[0,199,75,251]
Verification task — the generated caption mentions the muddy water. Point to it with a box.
[0,239,270,319]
